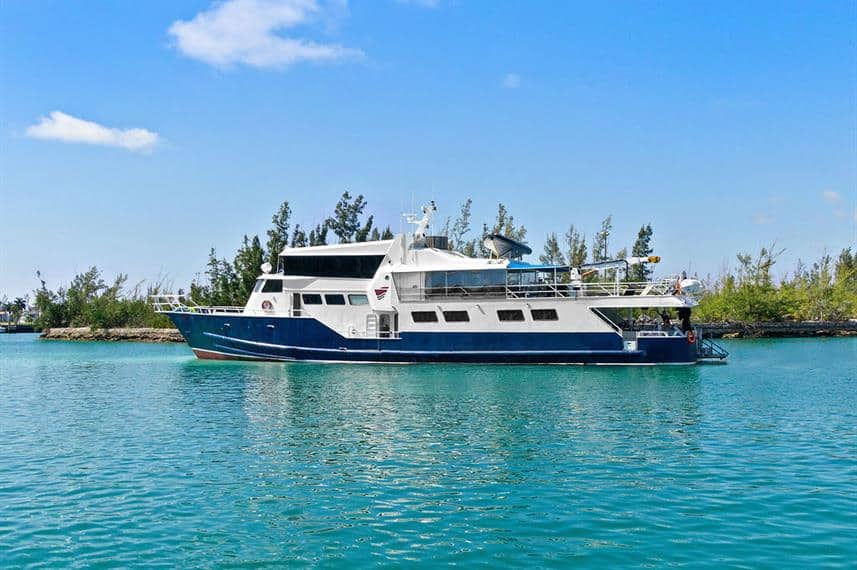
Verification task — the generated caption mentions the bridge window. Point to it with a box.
[261,280,283,293]
[302,293,322,305]
[442,310,470,322]
[280,255,385,279]
[497,309,525,322]
[348,294,369,305]
[325,294,345,305]
[411,311,438,323]
[531,308,558,321]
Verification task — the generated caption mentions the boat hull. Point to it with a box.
[167,313,699,365]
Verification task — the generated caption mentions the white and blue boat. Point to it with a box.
[154,203,727,365]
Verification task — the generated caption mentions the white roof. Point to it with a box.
[280,240,394,257]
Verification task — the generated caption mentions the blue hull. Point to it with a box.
[167,313,698,365]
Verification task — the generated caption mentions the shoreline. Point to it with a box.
[36,321,857,343]
[40,327,184,343]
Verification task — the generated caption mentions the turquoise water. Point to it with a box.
[1,335,855,567]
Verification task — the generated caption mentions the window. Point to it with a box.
[302,293,323,305]
[443,310,470,322]
[261,280,283,293]
[348,294,369,305]
[281,255,385,279]
[497,309,525,322]
[531,308,558,321]
[325,294,345,305]
[411,311,438,323]
[253,279,265,293]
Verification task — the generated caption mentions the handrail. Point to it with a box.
[397,277,680,302]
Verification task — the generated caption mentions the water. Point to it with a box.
[1,334,855,567]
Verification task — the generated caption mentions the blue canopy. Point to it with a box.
[507,260,571,271]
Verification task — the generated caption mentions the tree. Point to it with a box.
[290,224,307,248]
[592,215,612,262]
[327,191,369,243]
[381,226,394,240]
[354,215,374,242]
[629,224,653,281]
[564,225,587,267]
[450,198,473,252]
[369,227,381,241]
[308,223,329,246]
[539,233,566,265]
[266,201,291,267]
[491,203,527,241]
[233,235,266,301]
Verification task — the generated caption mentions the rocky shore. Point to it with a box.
[40,327,184,343]
[699,320,857,339]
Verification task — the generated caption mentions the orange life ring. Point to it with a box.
[261,300,273,311]
[687,331,696,344]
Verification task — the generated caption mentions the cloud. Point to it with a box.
[503,73,521,89]
[752,213,774,225]
[822,190,841,204]
[26,111,159,152]
[168,0,363,69]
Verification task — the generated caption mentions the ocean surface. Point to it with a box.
[1,334,855,568]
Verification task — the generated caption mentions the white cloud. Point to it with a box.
[26,111,159,152]
[168,0,363,69]
[503,73,521,89]
[822,190,841,203]
[752,213,774,225]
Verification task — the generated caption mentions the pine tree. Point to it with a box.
[381,226,394,240]
[290,224,307,248]
[266,201,291,267]
[629,224,654,281]
[592,215,612,262]
[564,225,587,267]
[328,191,368,243]
[233,235,266,301]
[450,198,473,252]
[539,233,566,265]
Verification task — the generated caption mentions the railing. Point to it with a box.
[151,294,244,315]
[697,336,729,360]
[397,277,680,302]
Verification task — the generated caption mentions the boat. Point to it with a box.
[153,202,728,364]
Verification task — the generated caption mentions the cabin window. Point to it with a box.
[302,293,323,305]
[411,311,438,323]
[348,294,369,305]
[325,294,346,305]
[497,309,525,322]
[261,280,283,293]
[425,270,506,292]
[442,310,470,322]
[280,255,385,279]
[531,308,558,321]
[253,279,265,293]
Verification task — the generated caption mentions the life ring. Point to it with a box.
[687,330,696,344]
[261,300,273,311]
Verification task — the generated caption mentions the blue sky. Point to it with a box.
[2,1,855,298]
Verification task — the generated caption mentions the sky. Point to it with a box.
[1,0,855,299]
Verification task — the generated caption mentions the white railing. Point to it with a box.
[151,294,244,315]
[396,277,681,302]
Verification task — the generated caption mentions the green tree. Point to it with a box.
[450,198,473,252]
[564,225,587,267]
[266,201,291,267]
[290,224,307,248]
[233,235,266,302]
[629,224,654,281]
[328,191,369,243]
[592,215,612,262]
[308,223,329,246]
[539,233,566,265]
[381,226,394,240]
[355,215,374,242]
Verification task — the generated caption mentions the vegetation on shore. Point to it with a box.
[19,193,857,331]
